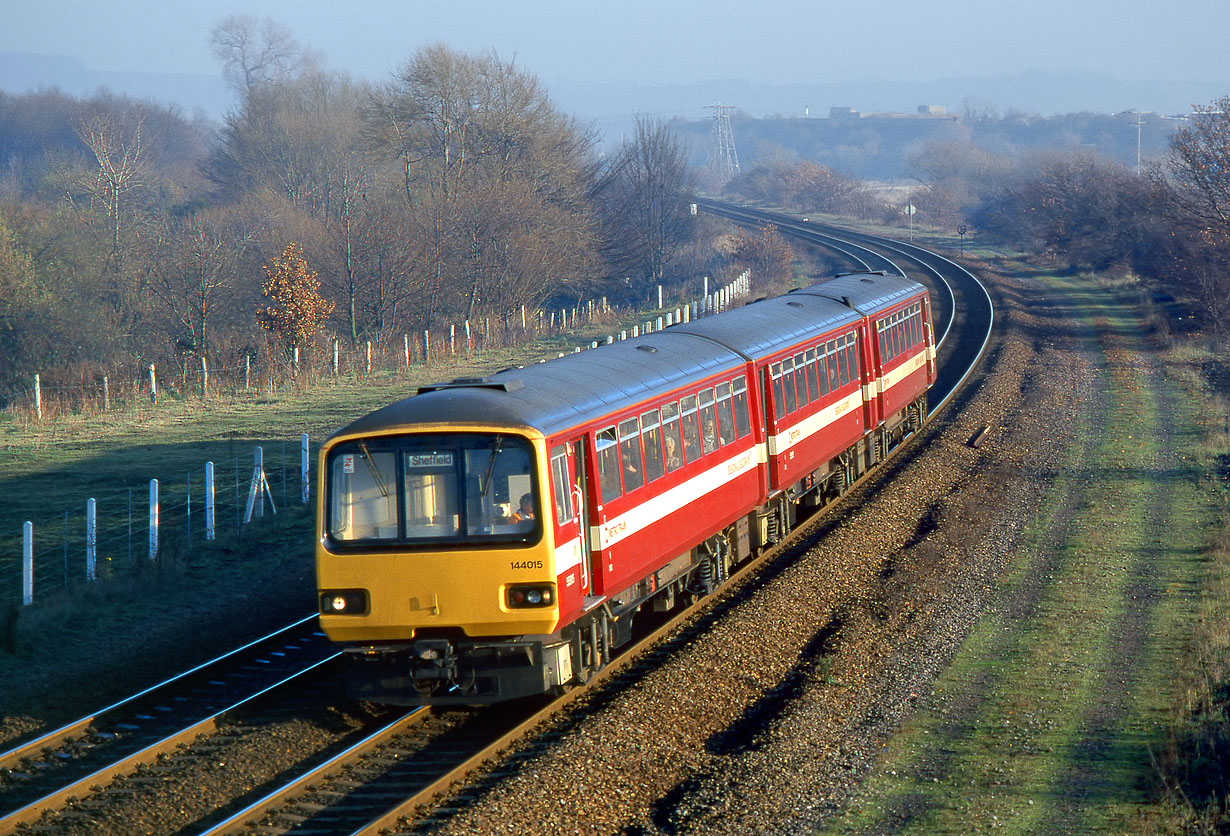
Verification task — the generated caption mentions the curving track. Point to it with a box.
[5,210,995,836]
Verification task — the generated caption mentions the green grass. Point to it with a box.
[820,269,1215,834]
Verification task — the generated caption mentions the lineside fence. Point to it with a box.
[1,437,310,609]
[5,275,749,422]
[0,272,751,608]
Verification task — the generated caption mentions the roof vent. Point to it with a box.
[636,344,658,353]
[786,301,804,308]
[416,378,524,395]
[860,278,875,283]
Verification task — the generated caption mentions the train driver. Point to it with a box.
[510,492,535,526]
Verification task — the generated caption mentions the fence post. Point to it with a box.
[22,522,33,605]
[365,341,372,375]
[301,434,310,504]
[293,346,300,378]
[205,461,215,541]
[449,325,456,356]
[201,356,209,399]
[34,373,42,421]
[86,498,97,581]
[103,375,110,411]
[403,334,410,371]
[149,364,157,403]
[245,355,251,390]
[422,330,430,364]
[333,339,339,376]
[149,479,159,560]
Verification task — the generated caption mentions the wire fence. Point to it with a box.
[0,437,310,609]
[3,276,750,422]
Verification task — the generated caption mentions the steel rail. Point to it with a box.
[0,613,320,771]
[0,652,341,832]
[194,707,431,836]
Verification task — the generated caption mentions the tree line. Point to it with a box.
[721,96,1230,336]
[0,18,734,402]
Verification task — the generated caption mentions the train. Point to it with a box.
[315,271,936,705]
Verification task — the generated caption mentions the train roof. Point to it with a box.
[329,272,928,442]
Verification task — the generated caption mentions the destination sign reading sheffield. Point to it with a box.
[406,452,454,468]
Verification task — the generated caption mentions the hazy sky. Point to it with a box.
[7,0,1228,86]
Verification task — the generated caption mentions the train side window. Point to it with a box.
[618,418,644,493]
[805,348,820,401]
[680,394,702,462]
[912,308,922,346]
[769,362,784,417]
[848,335,861,381]
[699,388,719,454]
[878,324,888,361]
[732,376,752,438]
[827,341,840,391]
[549,445,574,525]
[715,382,736,445]
[661,402,684,471]
[595,427,622,503]
[781,357,798,414]
[793,353,809,408]
[641,409,665,482]
[817,351,829,397]
[837,338,850,386]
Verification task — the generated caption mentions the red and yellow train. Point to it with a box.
[315,271,935,704]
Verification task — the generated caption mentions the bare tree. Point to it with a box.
[75,106,148,259]
[146,208,259,356]
[210,15,320,94]
[598,115,695,292]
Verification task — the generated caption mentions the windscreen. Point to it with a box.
[326,433,540,546]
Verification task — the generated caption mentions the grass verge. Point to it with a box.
[818,268,1218,834]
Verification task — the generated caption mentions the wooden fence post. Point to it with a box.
[201,356,209,399]
[149,364,157,403]
[103,375,110,411]
[333,339,339,377]
[34,373,41,421]
[403,335,410,371]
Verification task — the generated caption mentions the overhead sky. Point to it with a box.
[4,0,1230,121]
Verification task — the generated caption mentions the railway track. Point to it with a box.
[0,616,335,833]
[7,211,994,836]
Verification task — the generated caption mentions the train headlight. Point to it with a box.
[506,584,555,609]
[319,589,369,615]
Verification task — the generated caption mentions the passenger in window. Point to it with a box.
[665,435,683,470]
[510,493,535,526]
[702,417,718,453]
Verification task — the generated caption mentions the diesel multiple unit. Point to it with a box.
[316,271,936,704]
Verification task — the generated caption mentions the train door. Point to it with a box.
[923,297,937,379]
[567,438,598,600]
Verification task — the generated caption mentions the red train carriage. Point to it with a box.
[315,272,934,705]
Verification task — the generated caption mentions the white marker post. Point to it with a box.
[149,479,159,560]
[86,499,97,581]
[205,462,216,541]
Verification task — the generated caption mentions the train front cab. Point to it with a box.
[316,426,575,705]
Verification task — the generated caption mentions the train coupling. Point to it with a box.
[408,639,458,682]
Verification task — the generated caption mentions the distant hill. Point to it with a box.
[0,52,233,119]
[666,108,1183,181]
